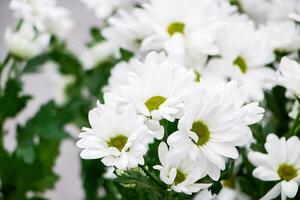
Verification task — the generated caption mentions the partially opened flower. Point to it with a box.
[167,81,264,180]
[5,23,50,59]
[77,103,152,169]
[154,142,211,195]
[105,52,197,139]
[248,134,300,200]
[278,57,300,98]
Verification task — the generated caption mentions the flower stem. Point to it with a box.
[167,191,173,200]
[0,54,11,90]
[140,165,166,188]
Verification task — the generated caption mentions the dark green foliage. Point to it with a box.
[0,79,31,126]
[265,86,290,136]
[0,100,67,199]
[115,169,167,200]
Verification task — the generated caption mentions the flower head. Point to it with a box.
[154,142,211,194]
[167,81,264,180]
[77,103,152,169]
[5,23,50,59]
[248,134,300,200]
[105,52,197,139]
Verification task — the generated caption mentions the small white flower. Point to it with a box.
[138,0,235,56]
[154,142,211,195]
[10,0,73,38]
[207,21,276,101]
[5,23,50,59]
[105,52,197,139]
[76,104,152,169]
[103,9,153,54]
[248,134,300,200]
[167,81,264,180]
[278,57,300,98]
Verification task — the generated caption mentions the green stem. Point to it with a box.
[0,54,12,89]
[167,191,173,200]
[140,165,166,188]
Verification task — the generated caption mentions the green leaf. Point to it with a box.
[0,79,31,126]
[115,169,165,200]
[16,101,69,164]
[119,48,134,62]
[23,53,52,73]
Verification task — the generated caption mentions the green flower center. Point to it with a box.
[107,135,128,151]
[277,163,298,181]
[145,96,166,112]
[191,121,210,146]
[195,71,201,82]
[174,170,186,185]
[167,22,185,36]
[233,56,247,74]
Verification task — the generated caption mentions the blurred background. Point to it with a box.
[0,1,100,199]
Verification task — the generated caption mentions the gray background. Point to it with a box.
[0,0,100,199]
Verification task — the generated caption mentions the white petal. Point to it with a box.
[260,182,281,200]
[281,181,298,198]
[80,149,106,159]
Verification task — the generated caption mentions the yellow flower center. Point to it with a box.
[222,176,236,189]
[145,96,167,112]
[191,121,210,146]
[167,22,185,36]
[194,71,201,82]
[174,170,186,185]
[107,135,128,151]
[277,163,298,181]
[233,56,247,74]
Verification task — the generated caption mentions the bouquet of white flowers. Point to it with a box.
[1,0,300,200]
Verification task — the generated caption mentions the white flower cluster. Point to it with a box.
[5,0,73,59]
[77,51,264,194]
[76,0,300,198]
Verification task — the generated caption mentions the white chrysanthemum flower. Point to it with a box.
[103,0,237,66]
[10,0,72,38]
[103,9,153,54]
[167,82,264,180]
[139,0,236,55]
[278,57,300,98]
[154,142,211,195]
[105,52,196,139]
[207,21,276,101]
[76,104,152,169]
[5,23,50,59]
[248,134,300,200]
[263,21,300,51]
